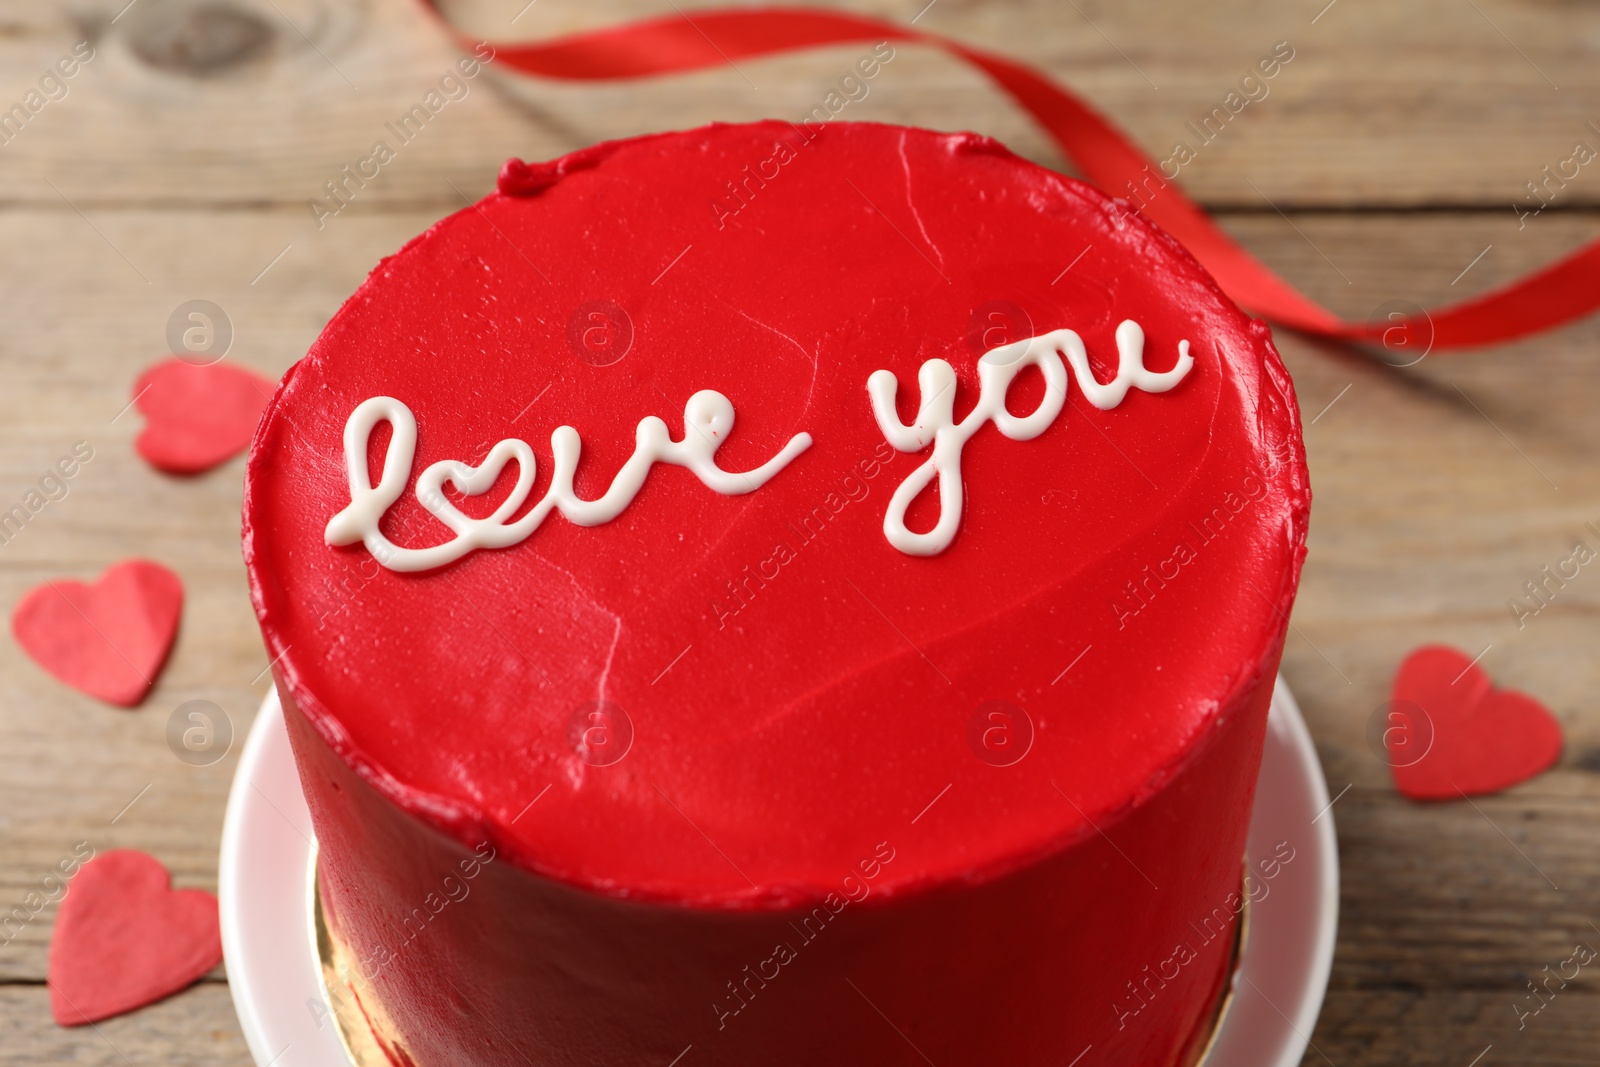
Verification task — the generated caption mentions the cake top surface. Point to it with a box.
[244,120,1309,909]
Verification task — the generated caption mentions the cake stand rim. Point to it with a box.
[1206,675,1340,1067]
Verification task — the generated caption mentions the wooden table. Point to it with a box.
[2,1,1596,1063]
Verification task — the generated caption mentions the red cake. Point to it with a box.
[243,121,1309,1066]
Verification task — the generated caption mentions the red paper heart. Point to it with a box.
[1388,645,1563,800]
[134,359,274,474]
[12,560,183,706]
[48,850,221,1026]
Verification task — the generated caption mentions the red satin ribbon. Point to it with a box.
[422,3,1600,352]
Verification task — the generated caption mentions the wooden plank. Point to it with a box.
[0,983,253,1066]
[1315,989,1600,1066]
[0,208,423,983]
[0,0,1597,210]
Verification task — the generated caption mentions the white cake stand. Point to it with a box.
[220,678,1338,1067]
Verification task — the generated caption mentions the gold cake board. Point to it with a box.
[1189,879,1250,1067]
[311,857,395,1067]
[309,850,1248,1067]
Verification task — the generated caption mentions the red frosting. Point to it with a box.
[244,121,1309,1065]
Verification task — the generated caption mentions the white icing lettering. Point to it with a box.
[868,320,1192,556]
[326,392,812,572]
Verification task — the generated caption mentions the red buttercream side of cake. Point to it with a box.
[285,663,1271,1065]
[244,120,1309,1065]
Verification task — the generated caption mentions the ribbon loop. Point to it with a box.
[422,2,1599,351]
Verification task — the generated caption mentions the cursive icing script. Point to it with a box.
[868,319,1193,556]
[325,391,812,572]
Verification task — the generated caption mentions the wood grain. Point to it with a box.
[2,1,1598,1064]
[0,984,253,1066]
[1,0,1598,211]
